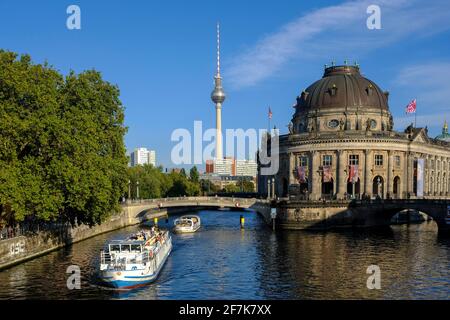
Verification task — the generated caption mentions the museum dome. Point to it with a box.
[436,121,450,142]
[295,65,389,112]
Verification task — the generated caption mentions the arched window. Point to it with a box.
[393,176,401,198]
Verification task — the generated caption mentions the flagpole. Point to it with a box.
[415,111,417,128]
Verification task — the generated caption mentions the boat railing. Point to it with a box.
[100,232,170,266]
[101,249,158,266]
[100,251,112,265]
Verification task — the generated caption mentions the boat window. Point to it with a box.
[120,245,131,252]
[130,245,141,253]
[110,244,121,252]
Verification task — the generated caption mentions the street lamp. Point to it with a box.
[272,177,275,199]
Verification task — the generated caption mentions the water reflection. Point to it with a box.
[0,210,448,300]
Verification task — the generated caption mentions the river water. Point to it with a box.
[0,209,449,300]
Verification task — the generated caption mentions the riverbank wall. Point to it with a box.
[0,206,192,271]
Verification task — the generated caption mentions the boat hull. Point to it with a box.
[174,224,200,233]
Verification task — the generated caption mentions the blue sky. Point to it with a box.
[1,0,449,169]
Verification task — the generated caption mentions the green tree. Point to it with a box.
[189,166,199,183]
[167,171,189,197]
[0,51,128,226]
[238,180,255,193]
[128,165,172,199]
[223,184,240,194]
[200,179,219,195]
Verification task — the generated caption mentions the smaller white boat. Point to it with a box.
[174,215,201,233]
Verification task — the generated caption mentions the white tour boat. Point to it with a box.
[173,215,201,233]
[99,227,172,289]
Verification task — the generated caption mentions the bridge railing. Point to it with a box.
[348,198,450,207]
[122,196,267,207]
[277,197,450,207]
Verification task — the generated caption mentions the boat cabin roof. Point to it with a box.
[177,215,200,220]
[108,240,146,246]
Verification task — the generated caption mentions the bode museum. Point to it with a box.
[262,64,450,202]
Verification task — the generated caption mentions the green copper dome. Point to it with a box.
[435,121,450,142]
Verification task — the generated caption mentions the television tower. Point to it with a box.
[211,22,226,160]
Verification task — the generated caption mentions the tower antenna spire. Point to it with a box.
[217,21,221,76]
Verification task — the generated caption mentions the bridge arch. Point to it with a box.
[122,197,270,223]
[361,199,450,234]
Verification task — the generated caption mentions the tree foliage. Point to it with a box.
[127,164,256,198]
[0,50,128,226]
[127,165,201,199]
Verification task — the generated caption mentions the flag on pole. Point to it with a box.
[405,99,417,114]
[296,166,306,183]
[268,107,273,119]
[322,166,332,183]
[348,165,359,183]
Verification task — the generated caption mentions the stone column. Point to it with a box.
[387,150,393,198]
[337,150,347,199]
[307,153,312,195]
[437,156,442,196]
[424,155,429,196]
[311,151,321,200]
[403,152,409,198]
[364,149,372,196]
[444,158,450,197]
[407,153,415,197]
[289,153,295,185]
[333,154,337,198]
[434,156,438,196]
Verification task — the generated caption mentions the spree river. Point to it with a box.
[0,209,449,300]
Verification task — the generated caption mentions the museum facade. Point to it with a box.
[260,64,450,201]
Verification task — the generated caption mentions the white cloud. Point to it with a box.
[226,0,450,89]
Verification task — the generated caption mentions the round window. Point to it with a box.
[328,119,339,128]
[370,119,377,129]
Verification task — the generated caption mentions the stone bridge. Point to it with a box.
[121,197,450,235]
[121,196,271,223]
[275,198,450,234]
